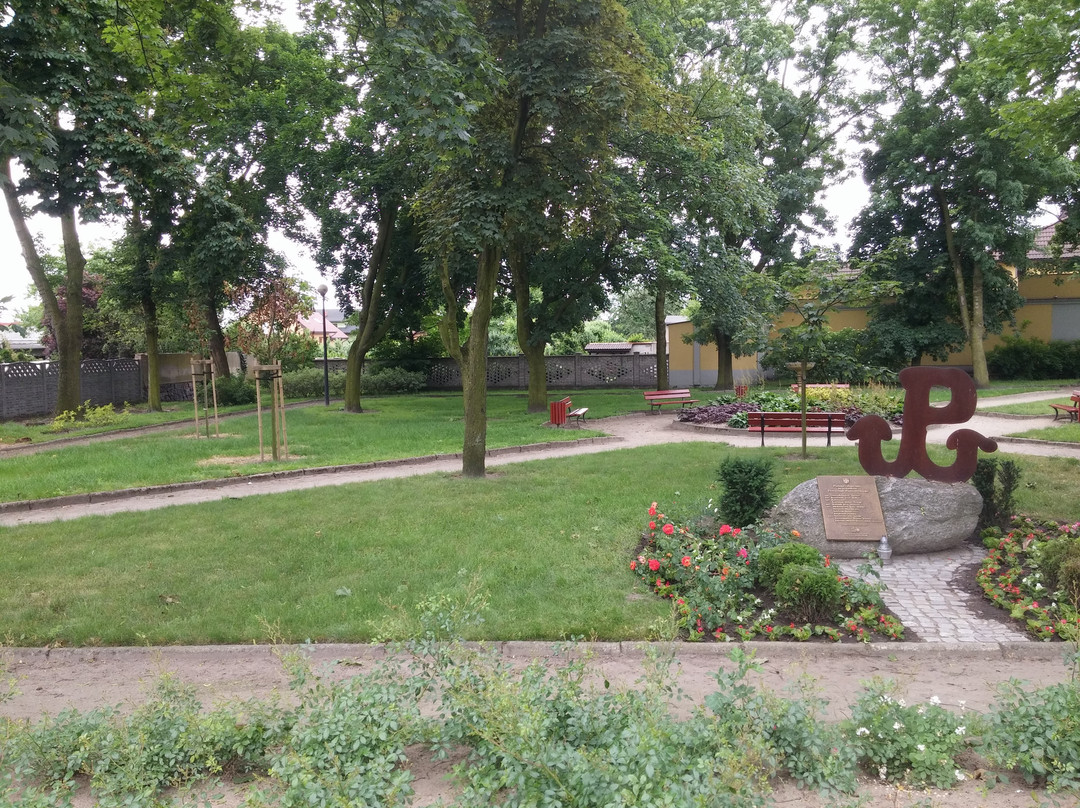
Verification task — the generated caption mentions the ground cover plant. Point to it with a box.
[977,516,1080,642]
[3,622,1080,805]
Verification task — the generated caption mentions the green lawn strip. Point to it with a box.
[0,392,650,503]
[3,444,1075,647]
[1008,422,1080,443]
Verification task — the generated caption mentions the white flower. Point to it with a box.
[917,743,926,752]
[955,726,966,736]
[878,765,888,780]
[856,727,870,737]
[893,721,904,731]
[958,700,966,710]
[929,695,941,706]
[897,698,907,707]
[955,769,967,782]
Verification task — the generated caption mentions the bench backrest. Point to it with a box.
[747,412,846,427]
[644,389,691,399]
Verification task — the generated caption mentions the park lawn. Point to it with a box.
[1010,421,1080,443]
[1,443,1077,647]
[0,391,649,503]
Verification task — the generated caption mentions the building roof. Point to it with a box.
[1028,222,1080,260]
[297,313,349,339]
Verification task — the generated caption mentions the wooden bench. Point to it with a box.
[790,383,851,394]
[747,411,847,447]
[643,389,699,414]
[1049,393,1080,421]
[549,396,588,427]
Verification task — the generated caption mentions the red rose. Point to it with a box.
[648,521,656,530]
[648,558,660,571]
[681,556,691,567]
[662,523,675,535]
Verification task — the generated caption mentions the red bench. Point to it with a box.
[549,396,588,427]
[643,389,699,414]
[747,411,847,447]
[1049,393,1080,421]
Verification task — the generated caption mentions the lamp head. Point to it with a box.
[317,284,328,298]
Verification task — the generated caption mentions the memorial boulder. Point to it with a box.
[767,476,983,558]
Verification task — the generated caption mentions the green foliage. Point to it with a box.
[773,564,843,625]
[982,677,1080,791]
[3,676,292,806]
[987,335,1080,380]
[359,366,426,395]
[977,516,1080,641]
[757,543,824,590]
[974,458,1022,531]
[849,680,972,789]
[214,376,257,406]
[281,368,348,400]
[46,401,128,433]
[716,455,778,528]
[727,411,749,429]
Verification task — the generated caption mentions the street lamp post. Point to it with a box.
[317,284,329,406]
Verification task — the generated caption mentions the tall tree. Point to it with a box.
[858,0,1071,385]
[1,0,149,412]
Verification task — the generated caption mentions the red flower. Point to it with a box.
[648,559,660,572]
[648,521,656,530]
[733,527,741,536]
[719,525,732,536]
[648,502,657,516]
[681,556,692,567]
[630,560,637,570]
[662,523,675,535]
[737,547,748,560]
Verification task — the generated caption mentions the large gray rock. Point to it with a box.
[766,476,982,558]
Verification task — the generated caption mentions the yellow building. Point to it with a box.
[667,272,1080,387]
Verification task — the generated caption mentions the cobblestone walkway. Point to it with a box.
[841,545,1030,643]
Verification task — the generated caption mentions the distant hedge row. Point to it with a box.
[987,335,1080,380]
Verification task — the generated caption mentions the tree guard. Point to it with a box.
[190,358,220,439]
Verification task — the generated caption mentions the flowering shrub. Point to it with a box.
[977,516,1080,641]
[849,682,973,789]
[631,502,905,642]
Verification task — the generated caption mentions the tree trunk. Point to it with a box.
[3,159,84,413]
[713,329,733,390]
[935,185,989,386]
[510,248,548,413]
[343,336,367,413]
[654,280,669,390]
[205,299,231,379]
[56,208,86,413]
[143,297,162,411]
[344,201,399,413]
[459,246,500,477]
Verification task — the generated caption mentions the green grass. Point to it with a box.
[1011,422,1080,443]
[2,443,1077,647]
[0,391,651,502]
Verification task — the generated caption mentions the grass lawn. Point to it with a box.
[0,390,656,503]
[2,442,1077,647]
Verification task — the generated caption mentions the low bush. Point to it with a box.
[359,366,426,395]
[757,542,824,590]
[46,401,128,433]
[987,334,1080,380]
[849,680,973,789]
[281,367,348,399]
[773,563,843,624]
[214,375,257,406]
[716,454,778,528]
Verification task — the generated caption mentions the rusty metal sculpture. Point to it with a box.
[847,366,997,482]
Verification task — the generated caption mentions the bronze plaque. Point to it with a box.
[817,476,887,542]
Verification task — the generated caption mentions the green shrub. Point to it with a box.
[215,375,257,406]
[359,366,426,395]
[281,367,348,399]
[773,563,842,624]
[987,334,1080,380]
[850,680,973,789]
[727,410,749,429]
[974,458,1022,530]
[1039,537,1080,597]
[757,542,823,590]
[46,401,128,432]
[717,454,778,528]
[982,677,1080,790]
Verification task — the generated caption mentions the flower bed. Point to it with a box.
[631,501,905,642]
[976,516,1080,641]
